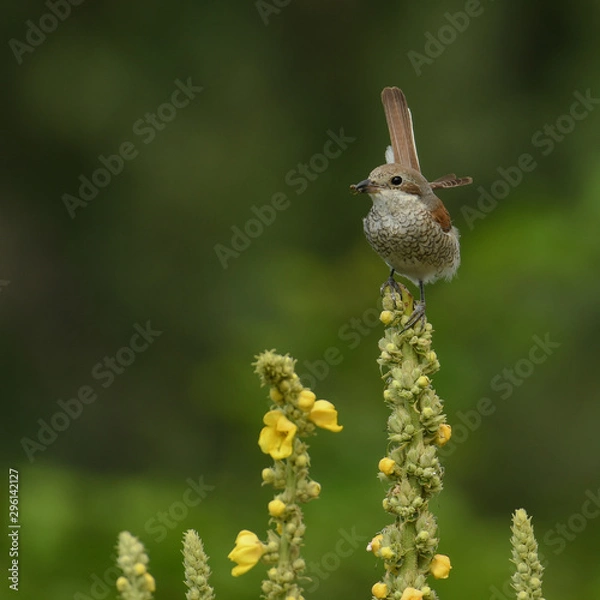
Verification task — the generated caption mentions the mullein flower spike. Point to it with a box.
[511,509,545,600]
[370,289,450,600]
[182,529,215,600]
[227,350,342,600]
[115,531,155,600]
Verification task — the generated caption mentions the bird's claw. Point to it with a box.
[401,301,427,333]
[380,275,404,308]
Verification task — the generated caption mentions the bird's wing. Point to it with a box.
[430,174,473,189]
[426,195,452,232]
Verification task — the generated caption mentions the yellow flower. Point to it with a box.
[430,554,452,579]
[268,499,286,517]
[435,424,452,446]
[367,534,383,555]
[258,410,297,459]
[309,400,343,432]
[378,457,396,476]
[372,582,388,598]
[227,530,265,577]
[297,389,316,411]
[400,588,423,600]
[133,562,146,575]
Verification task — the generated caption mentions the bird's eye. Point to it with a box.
[391,176,403,185]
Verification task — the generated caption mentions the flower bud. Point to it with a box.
[380,310,393,324]
[435,424,452,446]
[371,582,388,599]
[430,554,451,579]
[268,499,286,517]
[297,390,316,411]
[270,388,283,402]
[378,457,396,476]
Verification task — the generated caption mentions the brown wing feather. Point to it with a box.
[430,200,452,232]
[381,87,420,172]
[430,174,473,189]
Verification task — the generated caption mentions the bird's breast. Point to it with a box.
[363,197,460,284]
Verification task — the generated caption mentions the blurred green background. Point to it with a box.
[3,1,600,598]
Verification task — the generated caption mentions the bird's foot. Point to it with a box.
[380,275,404,308]
[401,301,427,333]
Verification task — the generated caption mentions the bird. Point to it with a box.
[351,87,472,330]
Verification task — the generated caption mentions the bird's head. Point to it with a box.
[350,163,431,201]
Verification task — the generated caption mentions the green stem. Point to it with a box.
[277,459,297,568]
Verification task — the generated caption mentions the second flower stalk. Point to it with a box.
[228,351,343,600]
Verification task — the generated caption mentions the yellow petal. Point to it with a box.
[400,588,424,600]
[372,582,388,599]
[430,554,452,579]
[435,424,452,446]
[367,534,383,555]
[263,410,282,426]
[298,389,316,411]
[268,499,286,517]
[378,457,396,476]
[228,530,265,577]
[258,425,279,454]
[309,400,343,432]
[258,411,297,459]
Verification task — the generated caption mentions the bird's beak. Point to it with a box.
[350,179,377,194]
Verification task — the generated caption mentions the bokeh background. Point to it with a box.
[3,1,600,598]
